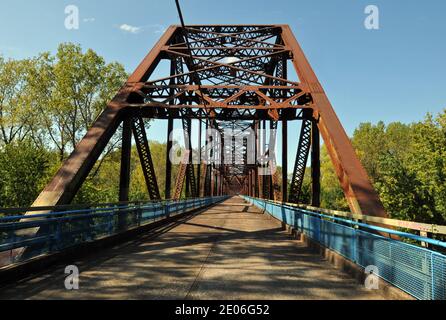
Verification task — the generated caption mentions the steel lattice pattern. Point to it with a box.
[127,25,312,121]
[289,119,312,203]
[132,117,161,200]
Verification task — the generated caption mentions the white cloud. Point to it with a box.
[117,23,166,35]
[119,24,142,34]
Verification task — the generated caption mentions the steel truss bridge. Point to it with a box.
[0,25,445,300]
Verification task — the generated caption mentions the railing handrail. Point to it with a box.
[0,196,213,216]
[244,196,446,249]
[0,197,222,222]
[259,198,446,236]
[0,196,229,264]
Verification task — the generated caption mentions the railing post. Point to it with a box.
[420,231,428,248]
[352,227,357,263]
[108,211,114,235]
[165,118,174,200]
[56,218,62,251]
[165,200,170,218]
[117,206,128,232]
[137,205,142,226]
[119,118,132,202]
[430,252,435,300]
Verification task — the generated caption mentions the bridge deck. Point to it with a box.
[0,197,386,300]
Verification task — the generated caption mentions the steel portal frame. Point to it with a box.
[28,25,387,219]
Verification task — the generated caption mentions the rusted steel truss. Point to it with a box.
[132,116,161,201]
[289,119,312,203]
[182,118,198,197]
[173,150,190,200]
[28,25,387,222]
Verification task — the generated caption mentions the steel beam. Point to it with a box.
[165,118,174,199]
[132,116,161,201]
[119,118,132,202]
[197,120,202,197]
[282,121,288,202]
[311,120,321,207]
[289,119,312,204]
[31,102,125,208]
[173,150,190,200]
[254,120,260,198]
[204,120,212,197]
[182,118,197,198]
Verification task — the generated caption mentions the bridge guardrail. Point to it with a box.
[0,196,228,269]
[277,202,446,241]
[243,196,446,300]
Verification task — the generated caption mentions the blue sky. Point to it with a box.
[1,0,446,170]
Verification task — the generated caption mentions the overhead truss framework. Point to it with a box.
[29,25,388,219]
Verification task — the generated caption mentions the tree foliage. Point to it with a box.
[24,43,127,160]
[0,57,34,145]
[0,140,57,207]
[320,113,446,224]
[0,43,127,207]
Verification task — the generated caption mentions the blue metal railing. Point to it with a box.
[0,196,227,268]
[243,196,446,300]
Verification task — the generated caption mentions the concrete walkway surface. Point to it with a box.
[0,197,387,300]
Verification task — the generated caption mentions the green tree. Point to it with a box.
[352,114,446,224]
[0,57,35,146]
[375,151,436,222]
[352,121,412,184]
[0,44,127,208]
[26,43,127,160]
[320,145,349,210]
[0,140,57,207]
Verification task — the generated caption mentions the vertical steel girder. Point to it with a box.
[220,133,225,196]
[197,121,202,197]
[289,119,312,204]
[182,118,197,198]
[132,116,161,201]
[282,121,288,202]
[200,164,206,197]
[254,120,260,198]
[204,120,212,197]
[269,121,278,200]
[119,118,132,202]
[165,118,174,199]
[204,164,212,197]
[272,168,281,201]
[173,150,190,200]
[251,169,255,197]
[261,121,268,199]
[311,121,321,207]
[165,56,179,200]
